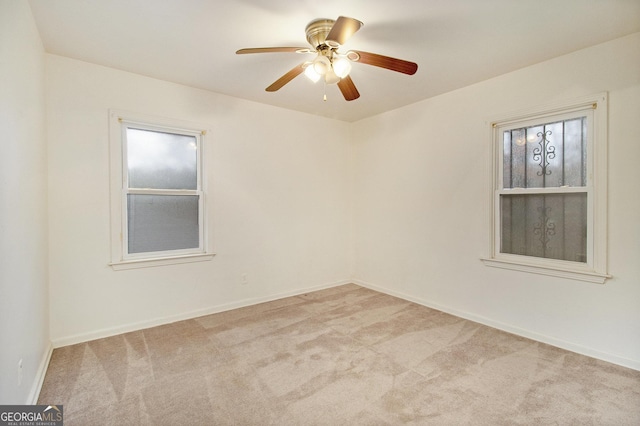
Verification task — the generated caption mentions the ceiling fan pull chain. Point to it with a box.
[323,82,327,101]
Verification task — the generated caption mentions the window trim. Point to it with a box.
[109,110,215,270]
[481,93,610,284]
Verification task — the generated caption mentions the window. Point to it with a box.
[109,111,214,269]
[482,94,609,283]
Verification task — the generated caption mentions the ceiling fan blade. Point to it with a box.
[348,50,418,75]
[325,16,363,48]
[265,63,306,92]
[236,47,311,54]
[337,75,360,101]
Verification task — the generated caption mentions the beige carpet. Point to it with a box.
[38,284,640,425]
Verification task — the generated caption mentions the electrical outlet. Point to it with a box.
[18,359,23,386]
[241,273,248,285]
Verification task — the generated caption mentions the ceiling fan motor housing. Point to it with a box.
[305,19,335,49]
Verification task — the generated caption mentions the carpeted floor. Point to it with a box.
[38,284,640,425]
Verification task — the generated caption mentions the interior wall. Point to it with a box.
[351,33,640,369]
[32,6,640,379]
[46,55,352,345]
[0,1,50,404]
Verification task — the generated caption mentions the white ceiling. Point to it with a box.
[28,0,640,122]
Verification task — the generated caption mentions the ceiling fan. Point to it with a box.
[236,16,418,101]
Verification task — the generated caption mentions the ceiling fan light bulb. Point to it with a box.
[313,56,330,75]
[304,65,321,83]
[332,57,352,78]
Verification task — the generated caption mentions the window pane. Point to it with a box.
[563,117,587,187]
[500,193,587,262]
[127,128,197,190]
[503,117,586,189]
[127,195,199,254]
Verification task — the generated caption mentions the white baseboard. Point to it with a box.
[352,279,640,372]
[27,342,53,404]
[51,279,352,348]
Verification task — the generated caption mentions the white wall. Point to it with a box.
[352,33,640,369]
[31,6,640,383]
[0,1,50,404]
[46,55,352,345]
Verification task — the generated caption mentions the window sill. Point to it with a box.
[480,257,610,284]
[110,253,215,271]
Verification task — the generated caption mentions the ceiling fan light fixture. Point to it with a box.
[324,68,340,85]
[304,64,321,82]
[332,57,352,78]
[312,55,331,75]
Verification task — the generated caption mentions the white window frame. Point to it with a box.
[481,93,609,284]
[109,110,214,270]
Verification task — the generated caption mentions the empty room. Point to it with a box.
[1,0,639,424]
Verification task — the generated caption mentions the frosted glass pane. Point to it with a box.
[525,124,546,188]
[127,128,197,190]
[563,118,587,187]
[503,117,586,189]
[127,195,199,254]
[500,193,587,262]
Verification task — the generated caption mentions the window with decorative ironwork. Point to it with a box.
[483,94,609,283]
